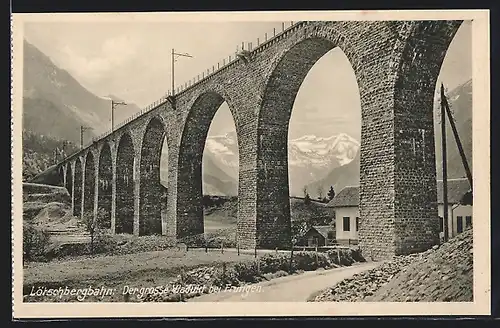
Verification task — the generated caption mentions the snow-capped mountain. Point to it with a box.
[198,132,360,196]
[289,133,359,167]
[203,131,239,180]
[307,78,473,199]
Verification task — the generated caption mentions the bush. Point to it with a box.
[83,208,117,255]
[179,230,236,249]
[142,247,365,302]
[23,223,51,262]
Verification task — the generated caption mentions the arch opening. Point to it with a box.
[73,158,82,217]
[177,93,239,242]
[58,166,65,187]
[65,163,73,197]
[139,117,166,236]
[116,134,135,234]
[258,37,360,249]
[431,21,473,241]
[83,151,96,218]
[287,46,362,246]
[202,102,238,239]
[98,144,113,229]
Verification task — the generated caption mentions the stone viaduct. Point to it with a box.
[36,20,464,259]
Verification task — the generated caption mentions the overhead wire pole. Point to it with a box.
[441,83,473,191]
[80,126,92,149]
[171,49,193,96]
[440,84,449,242]
[111,99,127,133]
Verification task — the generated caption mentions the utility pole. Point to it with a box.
[441,84,473,191]
[111,99,127,133]
[80,126,92,149]
[171,48,193,96]
[440,84,449,242]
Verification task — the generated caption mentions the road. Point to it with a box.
[188,261,382,302]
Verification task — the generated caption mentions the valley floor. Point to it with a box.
[23,248,256,302]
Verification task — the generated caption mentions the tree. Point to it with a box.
[83,208,110,255]
[317,185,324,202]
[23,223,51,263]
[302,186,311,205]
[291,217,309,246]
[327,186,336,201]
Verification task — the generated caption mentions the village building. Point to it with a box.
[302,225,336,247]
[327,178,472,244]
[436,178,473,240]
[326,186,360,245]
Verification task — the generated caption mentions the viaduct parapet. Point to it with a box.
[32,20,463,259]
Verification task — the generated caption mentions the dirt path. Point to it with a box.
[188,261,382,302]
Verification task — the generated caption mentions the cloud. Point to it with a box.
[56,34,141,83]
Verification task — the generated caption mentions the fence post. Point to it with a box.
[337,248,341,265]
[254,246,257,258]
[315,246,319,267]
[221,241,224,254]
[180,268,185,301]
[289,246,294,273]
[205,241,208,253]
[237,244,240,256]
[275,247,278,254]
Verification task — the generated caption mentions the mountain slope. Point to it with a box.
[307,79,473,197]
[23,40,141,144]
[434,79,473,180]
[202,132,360,197]
[306,150,360,198]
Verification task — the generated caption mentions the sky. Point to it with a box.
[24,20,472,140]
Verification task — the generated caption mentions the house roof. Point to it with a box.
[327,178,471,208]
[436,178,471,204]
[309,225,335,239]
[327,185,359,208]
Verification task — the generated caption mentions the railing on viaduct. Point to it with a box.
[26,19,463,260]
[52,21,302,168]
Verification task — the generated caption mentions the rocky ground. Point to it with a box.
[313,228,473,302]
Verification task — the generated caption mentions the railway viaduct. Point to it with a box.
[32,20,464,259]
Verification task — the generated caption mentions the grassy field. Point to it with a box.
[23,192,336,302]
[23,248,257,302]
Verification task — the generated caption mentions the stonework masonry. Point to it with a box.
[40,20,463,260]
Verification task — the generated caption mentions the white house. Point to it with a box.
[328,178,472,244]
[327,186,360,245]
[436,178,473,240]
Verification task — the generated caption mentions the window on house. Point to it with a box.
[343,217,350,232]
[457,216,463,233]
[466,216,472,229]
[356,217,360,231]
[439,216,444,232]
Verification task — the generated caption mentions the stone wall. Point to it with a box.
[45,20,464,259]
[98,144,113,229]
[115,133,135,234]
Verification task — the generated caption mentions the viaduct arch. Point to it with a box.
[43,20,464,259]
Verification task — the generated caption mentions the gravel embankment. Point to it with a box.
[313,228,473,302]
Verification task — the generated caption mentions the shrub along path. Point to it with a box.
[188,261,381,302]
[24,247,365,302]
